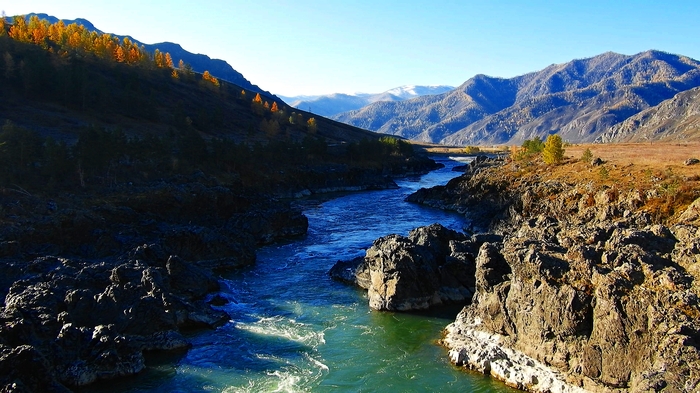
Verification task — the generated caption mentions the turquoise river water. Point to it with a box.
[84,157,517,393]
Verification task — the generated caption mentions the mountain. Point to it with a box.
[333,51,700,145]
[383,85,456,100]
[596,86,700,142]
[281,85,454,117]
[25,13,276,100]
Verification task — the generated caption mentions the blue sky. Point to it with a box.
[3,1,699,96]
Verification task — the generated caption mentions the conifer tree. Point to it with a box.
[154,49,165,68]
[252,93,264,115]
[307,117,317,134]
[542,134,565,164]
[202,70,220,87]
[165,53,174,69]
[9,16,30,42]
[114,46,126,62]
[0,11,6,36]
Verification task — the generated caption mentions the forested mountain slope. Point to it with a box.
[25,13,276,99]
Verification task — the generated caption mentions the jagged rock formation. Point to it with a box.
[334,50,700,145]
[330,224,477,311]
[408,162,700,392]
[0,245,226,390]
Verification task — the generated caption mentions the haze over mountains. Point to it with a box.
[333,50,700,144]
[280,85,454,117]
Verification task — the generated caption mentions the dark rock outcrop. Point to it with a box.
[406,163,700,392]
[0,243,234,390]
[330,224,476,311]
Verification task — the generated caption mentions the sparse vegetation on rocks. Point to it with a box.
[395,143,700,391]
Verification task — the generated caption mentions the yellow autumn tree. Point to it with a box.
[542,134,565,165]
[9,16,30,42]
[270,102,279,113]
[114,46,126,62]
[28,15,49,47]
[252,93,264,115]
[165,53,174,69]
[154,49,165,68]
[307,117,318,134]
[202,70,220,87]
[0,12,6,36]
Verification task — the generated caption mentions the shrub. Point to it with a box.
[464,145,480,154]
[581,148,593,163]
[522,137,544,154]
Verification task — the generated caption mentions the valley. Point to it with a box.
[1,11,700,393]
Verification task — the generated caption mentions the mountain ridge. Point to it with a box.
[23,13,277,100]
[333,50,700,144]
[281,85,454,117]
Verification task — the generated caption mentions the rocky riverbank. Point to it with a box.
[0,156,440,392]
[334,154,700,392]
[412,157,700,392]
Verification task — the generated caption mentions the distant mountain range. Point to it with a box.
[280,85,454,117]
[333,50,700,144]
[17,14,700,144]
[596,86,700,142]
[25,13,277,100]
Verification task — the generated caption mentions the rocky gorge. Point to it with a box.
[0,154,442,393]
[333,155,700,392]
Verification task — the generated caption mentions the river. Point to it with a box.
[84,157,516,393]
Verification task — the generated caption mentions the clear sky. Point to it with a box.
[3,1,699,97]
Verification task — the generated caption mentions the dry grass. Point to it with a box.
[503,142,700,224]
[413,142,508,155]
[413,141,700,222]
[566,142,700,177]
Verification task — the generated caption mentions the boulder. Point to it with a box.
[331,224,476,311]
[328,256,370,288]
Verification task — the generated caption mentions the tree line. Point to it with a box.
[0,15,218,85]
[0,120,414,193]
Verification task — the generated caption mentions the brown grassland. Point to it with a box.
[533,142,700,223]
[418,142,700,223]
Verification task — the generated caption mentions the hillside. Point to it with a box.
[333,51,700,145]
[25,13,276,100]
[0,18,426,198]
[596,86,700,142]
[0,19,444,393]
[282,85,454,117]
[0,23,377,148]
